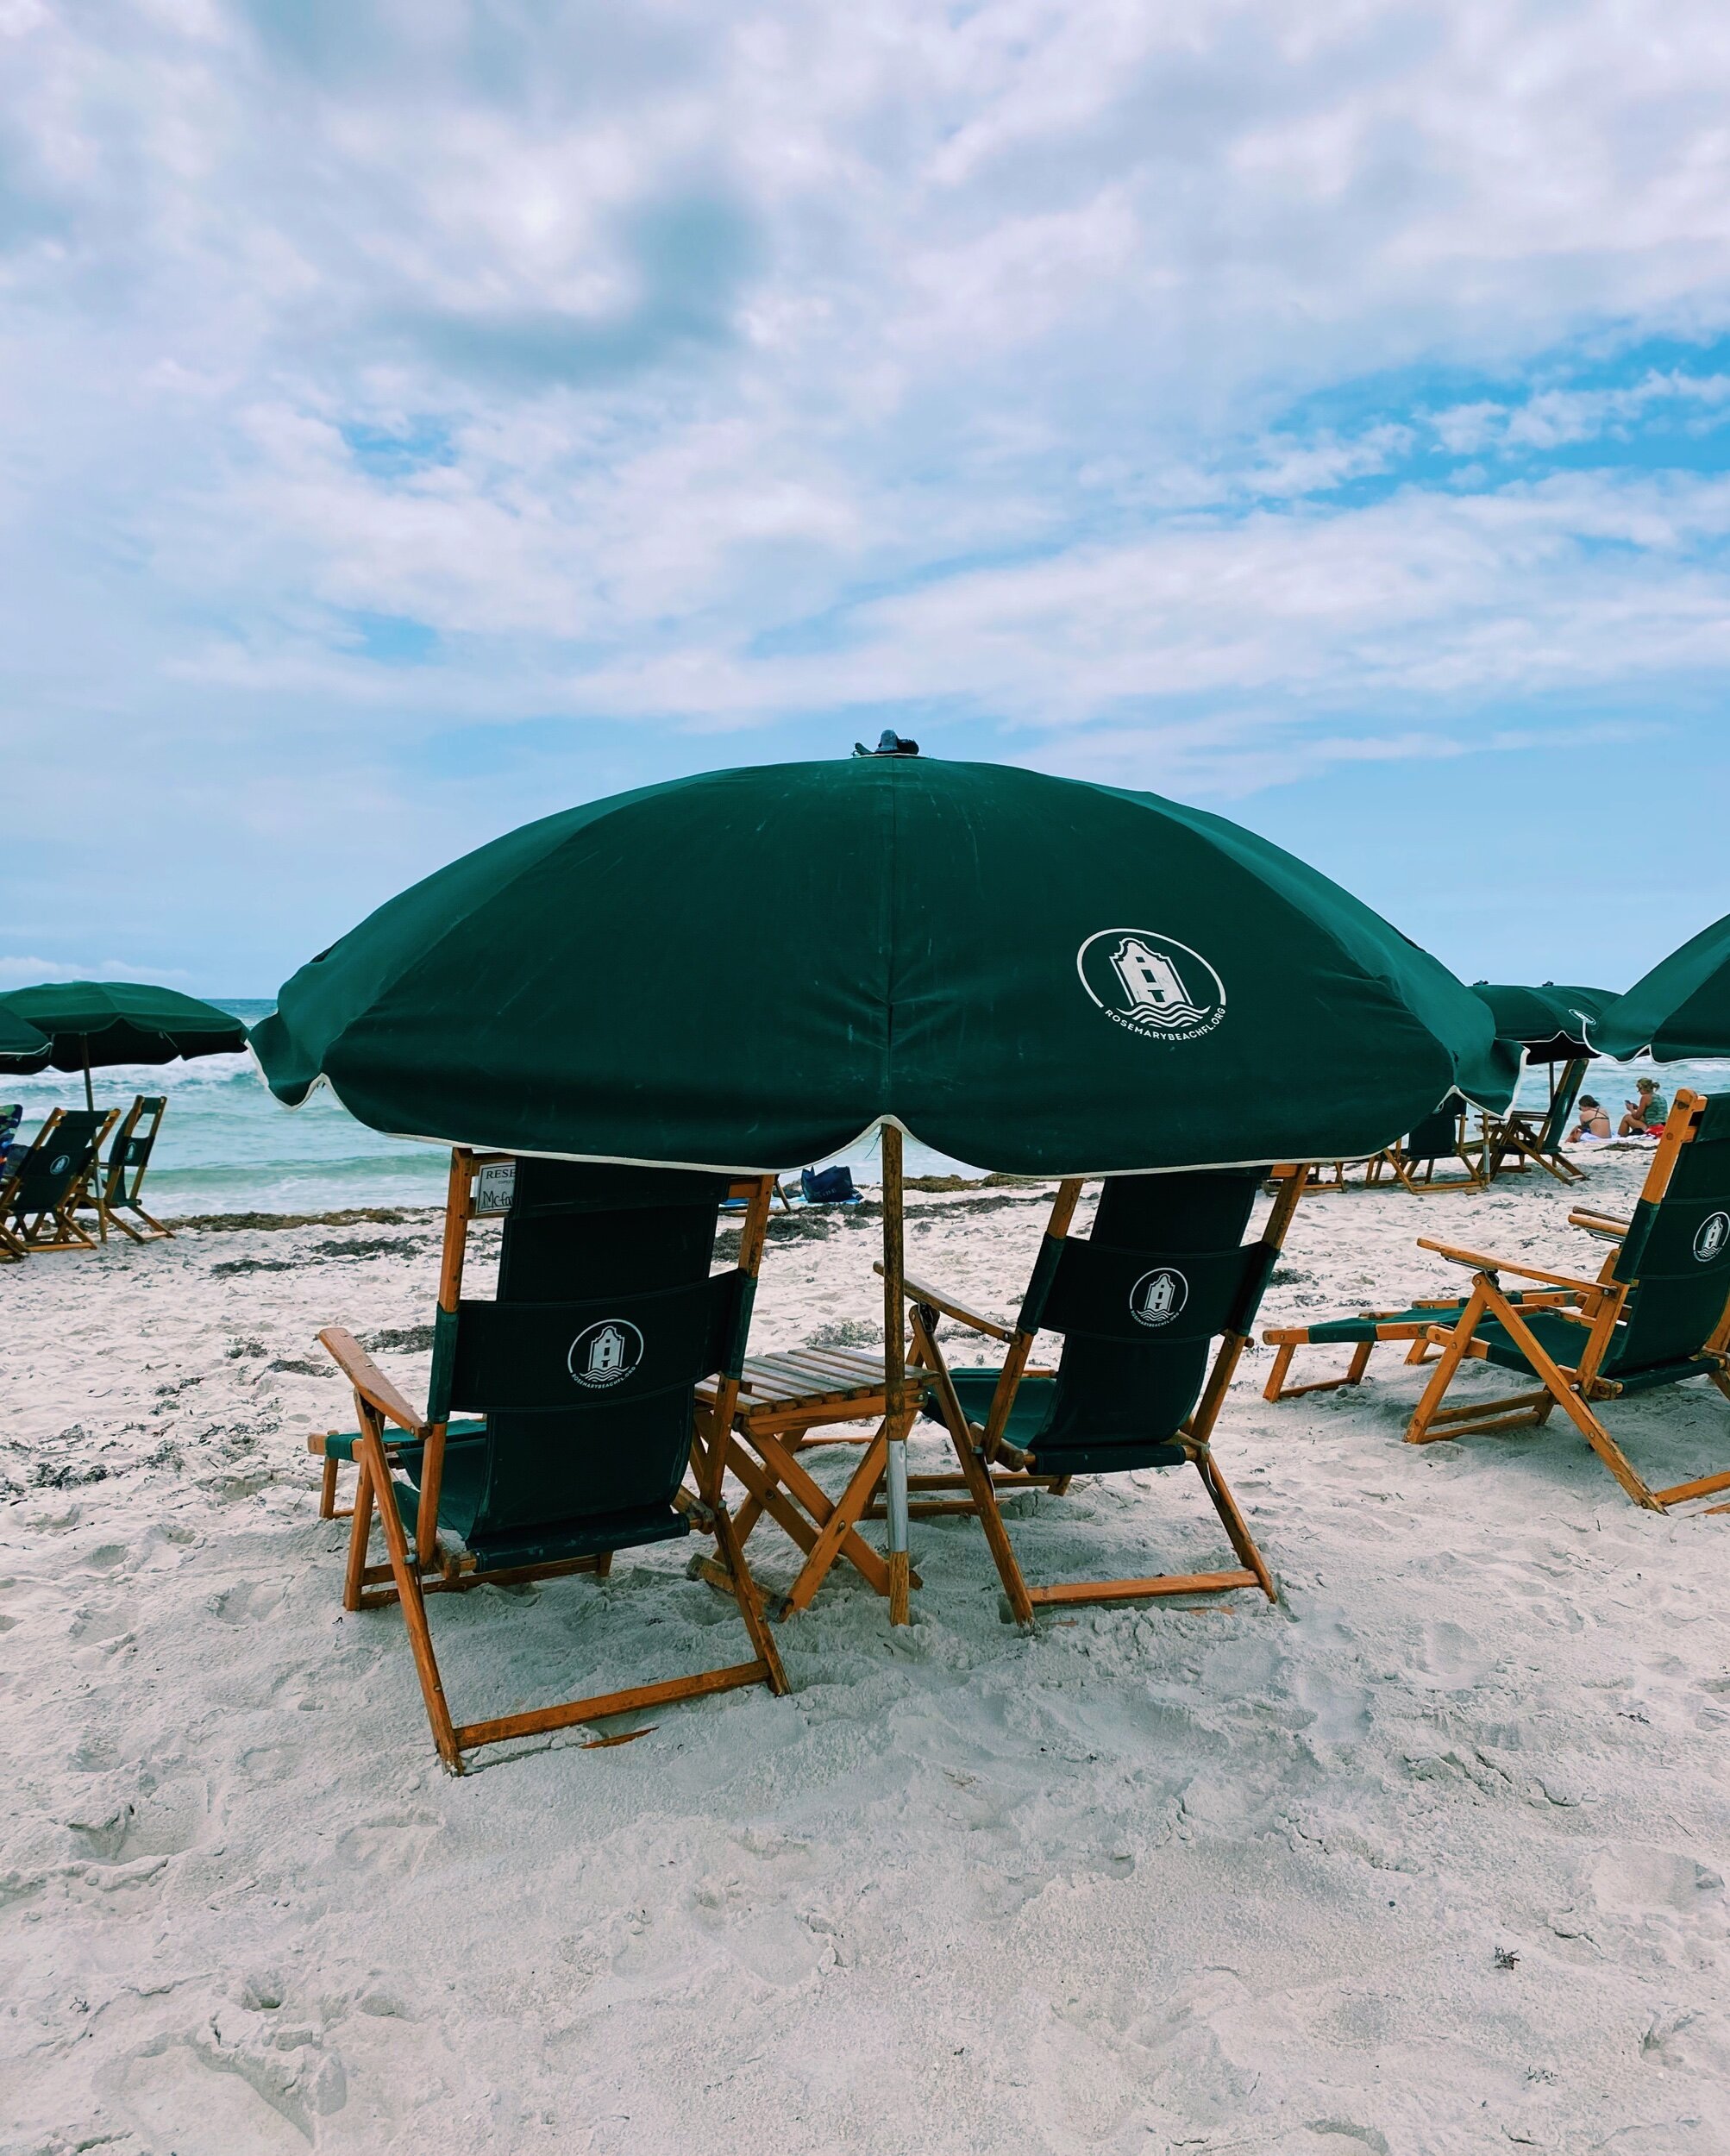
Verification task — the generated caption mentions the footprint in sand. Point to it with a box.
[116,2041,313,2153]
[1589,1844,1725,1919]
[66,1775,210,1864]
[330,1816,442,1879]
[209,1578,288,1624]
[1412,1618,1485,1691]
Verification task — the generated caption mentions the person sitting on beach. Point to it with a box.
[1570,1095,1612,1140]
[1619,1078,1668,1136]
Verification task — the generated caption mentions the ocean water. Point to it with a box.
[2,998,1723,1220]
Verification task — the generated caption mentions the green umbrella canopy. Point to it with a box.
[0,1006,51,1071]
[1470,981,1616,1063]
[0,982,248,1071]
[253,756,1515,1176]
[1592,911,1730,1059]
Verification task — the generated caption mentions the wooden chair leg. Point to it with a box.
[711,1506,789,1695]
[1194,1451,1276,1601]
[1406,1291,1486,1445]
[342,1449,376,1612]
[355,1426,462,1771]
[1263,1343,1297,1401]
[320,1454,341,1521]
[912,1320,1036,1626]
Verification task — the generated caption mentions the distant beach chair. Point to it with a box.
[1397,1091,1730,1510]
[1365,1092,1487,1194]
[1481,1059,1590,1185]
[311,1150,788,1771]
[76,1094,171,1242]
[1261,1288,1576,1401]
[0,1106,22,1261]
[882,1165,1308,1621]
[0,1107,118,1253]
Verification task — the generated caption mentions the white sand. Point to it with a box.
[4,1147,1729,2155]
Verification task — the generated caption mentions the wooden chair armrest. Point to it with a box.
[317,1327,427,1434]
[873,1261,1015,1342]
[1413,1240,1601,1294]
[1568,1207,1631,1239]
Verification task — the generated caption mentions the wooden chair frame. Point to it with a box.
[1365,1102,1488,1195]
[0,1106,118,1253]
[321,1149,789,1772]
[79,1094,171,1242]
[1405,1092,1730,1510]
[1262,1288,1574,1401]
[1482,1056,1589,1186]
[891,1169,1307,1623]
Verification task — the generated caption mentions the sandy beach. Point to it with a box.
[4,1144,1728,2155]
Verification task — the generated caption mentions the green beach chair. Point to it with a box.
[318,1148,788,1771]
[75,1094,171,1242]
[1262,1288,1576,1400]
[1365,1091,1487,1194]
[892,1164,1308,1622]
[1482,1058,1589,1185]
[1404,1089,1730,1509]
[0,1106,118,1252]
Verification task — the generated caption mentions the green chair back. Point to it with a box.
[104,1096,166,1204]
[1011,1169,1276,1475]
[423,1159,751,1570]
[1403,1092,1467,1164]
[1603,1096,1730,1376]
[1534,1061,1587,1154]
[6,1110,108,1215]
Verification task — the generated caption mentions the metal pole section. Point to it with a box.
[881,1121,911,1624]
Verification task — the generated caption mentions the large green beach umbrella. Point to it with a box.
[1471,981,1615,1063]
[254,756,1512,1172]
[0,1006,52,1072]
[0,981,248,1108]
[1593,912,1730,1059]
[254,750,1511,1622]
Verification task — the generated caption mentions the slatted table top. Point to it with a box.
[699,1344,887,1411]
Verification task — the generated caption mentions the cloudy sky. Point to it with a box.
[4,0,1730,995]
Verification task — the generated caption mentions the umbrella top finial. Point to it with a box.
[853,730,920,758]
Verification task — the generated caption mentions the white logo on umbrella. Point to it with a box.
[1129,1268,1188,1327]
[567,1319,644,1388]
[1077,930,1226,1040]
[1695,1212,1730,1264]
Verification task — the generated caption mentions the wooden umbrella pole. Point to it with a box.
[881,1121,911,1624]
[83,1037,93,1112]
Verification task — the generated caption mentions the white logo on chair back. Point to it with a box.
[1129,1268,1188,1328]
[49,1153,71,1175]
[567,1319,644,1388]
[1076,930,1225,1040]
[1694,1211,1730,1264]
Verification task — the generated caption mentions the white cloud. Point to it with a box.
[4,1,1730,981]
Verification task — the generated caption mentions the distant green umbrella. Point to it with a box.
[0,1006,51,1072]
[1593,912,1730,1060]
[1471,981,1616,1063]
[0,981,248,1108]
[254,756,1514,1173]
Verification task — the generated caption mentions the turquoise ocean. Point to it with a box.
[2,999,1723,1219]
